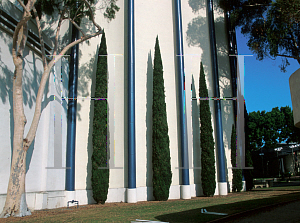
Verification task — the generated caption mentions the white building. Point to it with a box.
[0,0,239,211]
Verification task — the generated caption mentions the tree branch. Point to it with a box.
[33,7,47,70]
[81,0,102,32]
[277,54,300,60]
[24,22,103,149]
[244,3,271,7]
[25,0,37,12]
[73,2,84,21]
[12,12,31,65]
[68,18,86,37]
[17,0,30,13]
[53,8,66,56]
[17,22,28,57]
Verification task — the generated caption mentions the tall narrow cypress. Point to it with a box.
[152,36,172,201]
[231,124,243,192]
[91,31,109,204]
[199,62,216,197]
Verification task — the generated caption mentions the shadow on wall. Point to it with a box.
[76,16,99,123]
[188,0,222,14]
[86,43,100,197]
[186,12,230,89]
[0,29,54,174]
[187,0,234,187]
[77,18,102,193]
[0,0,71,177]
[0,29,14,165]
[146,50,154,200]
[191,75,202,196]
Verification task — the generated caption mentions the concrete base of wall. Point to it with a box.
[127,188,137,203]
[228,181,232,193]
[218,182,228,195]
[180,185,191,199]
[65,191,76,203]
[0,189,96,212]
[242,180,246,192]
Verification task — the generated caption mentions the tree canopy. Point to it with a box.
[25,0,119,22]
[219,0,300,72]
[247,106,300,151]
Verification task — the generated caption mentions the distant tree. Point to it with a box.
[199,62,216,197]
[1,0,119,218]
[231,124,243,192]
[280,106,300,144]
[219,0,300,72]
[248,106,300,152]
[248,110,265,150]
[262,107,283,150]
[152,36,172,201]
[91,31,109,204]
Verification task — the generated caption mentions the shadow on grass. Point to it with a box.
[155,192,300,223]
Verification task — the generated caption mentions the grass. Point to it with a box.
[2,186,300,223]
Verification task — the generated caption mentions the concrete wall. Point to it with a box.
[0,0,70,210]
[75,0,235,202]
[0,0,236,211]
[289,68,300,128]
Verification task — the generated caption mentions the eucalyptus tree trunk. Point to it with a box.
[0,22,32,217]
[0,0,104,218]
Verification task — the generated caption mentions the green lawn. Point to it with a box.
[3,186,300,223]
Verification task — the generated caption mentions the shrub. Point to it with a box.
[152,36,172,201]
[199,62,216,197]
[91,31,109,204]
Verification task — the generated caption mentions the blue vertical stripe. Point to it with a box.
[128,0,136,189]
[174,0,189,186]
[66,25,79,191]
[207,0,226,183]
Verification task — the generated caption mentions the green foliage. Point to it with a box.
[152,36,172,201]
[247,106,300,151]
[199,62,216,197]
[219,0,300,71]
[103,0,120,21]
[24,0,119,23]
[280,106,300,144]
[91,31,109,204]
[231,124,243,192]
[244,104,254,190]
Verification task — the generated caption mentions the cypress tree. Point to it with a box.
[152,36,172,201]
[231,124,243,192]
[199,62,216,197]
[91,31,109,204]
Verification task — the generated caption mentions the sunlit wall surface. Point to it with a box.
[0,0,236,210]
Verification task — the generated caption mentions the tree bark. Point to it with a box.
[0,0,103,217]
[0,29,31,218]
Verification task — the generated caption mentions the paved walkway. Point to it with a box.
[223,200,300,223]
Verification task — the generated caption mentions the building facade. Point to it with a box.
[0,0,239,211]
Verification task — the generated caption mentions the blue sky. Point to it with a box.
[236,28,299,113]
